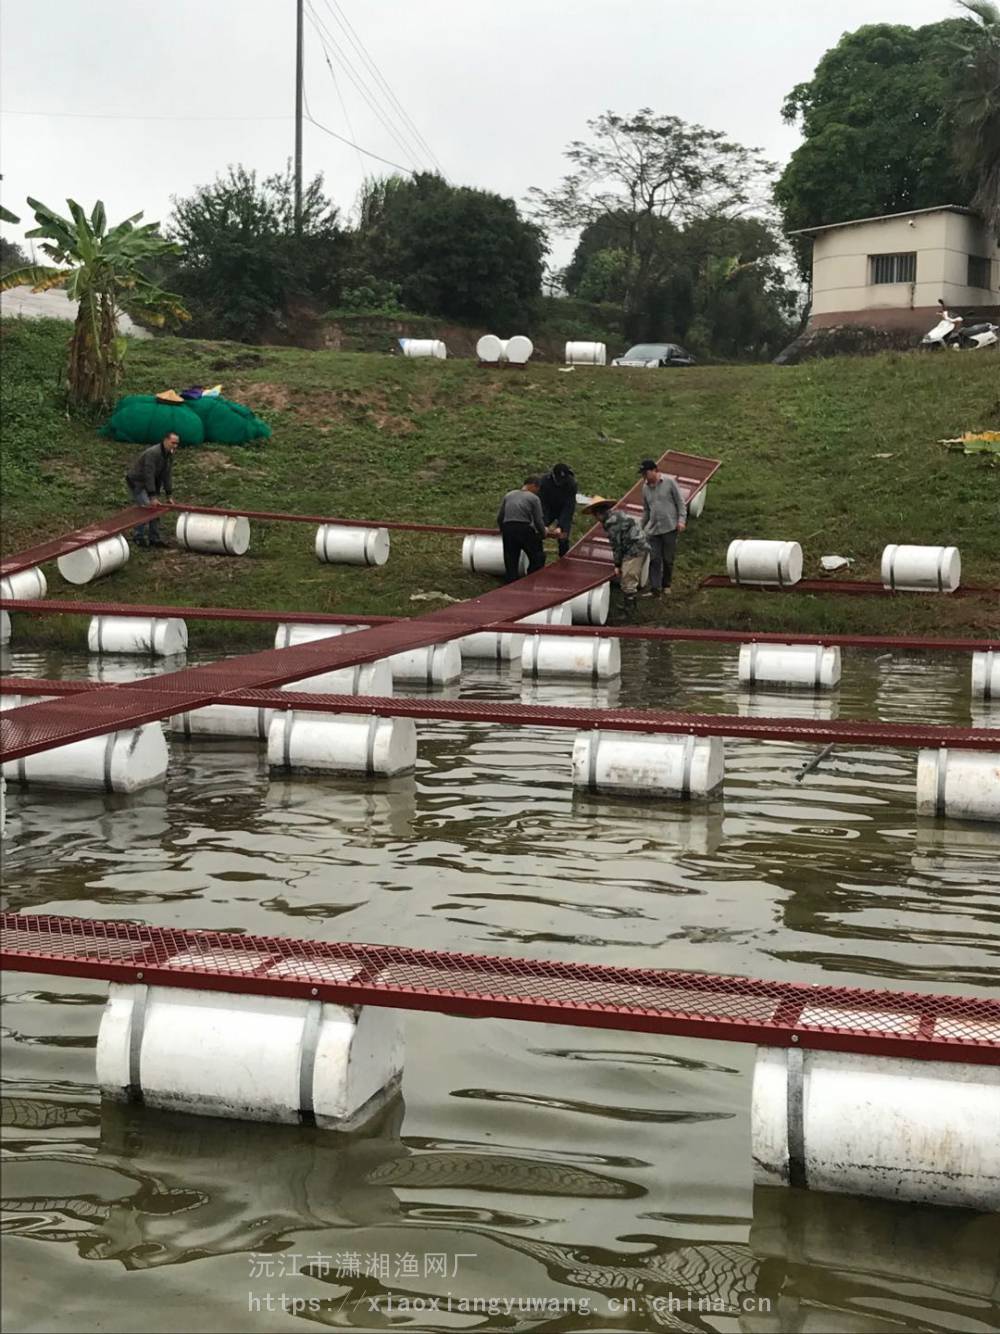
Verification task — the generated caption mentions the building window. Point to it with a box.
[869,252,917,285]
[967,255,992,290]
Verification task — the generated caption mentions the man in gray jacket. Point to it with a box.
[497,476,547,582]
[125,433,179,548]
[639,457,686,595]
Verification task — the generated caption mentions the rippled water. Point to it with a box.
[2,641,999,1332]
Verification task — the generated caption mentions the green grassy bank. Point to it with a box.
[1,318,997,648]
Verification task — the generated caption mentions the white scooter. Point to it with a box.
[921,299,998,350]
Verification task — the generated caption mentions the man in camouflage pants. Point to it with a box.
[583,498,650,612]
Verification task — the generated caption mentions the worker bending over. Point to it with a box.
[126,432,179,549]
[583,498,650,611]
[497,476,547,583]
[538,462,577,557]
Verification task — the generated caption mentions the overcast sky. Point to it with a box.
[1,0,960,270]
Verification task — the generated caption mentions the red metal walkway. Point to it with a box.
[2,914,997,1064]
[701,574,1000,600]
[6,679,996,752]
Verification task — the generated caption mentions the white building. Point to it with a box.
[790,205,999,332]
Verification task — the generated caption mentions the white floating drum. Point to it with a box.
[572,731,724,799]
[916,749,1000,823]
[0,567,47,601]
[175,512,250,556]
[727,539,803,587]
[168,705,273,741]
[519,605,572,627]
[739,643,841,690]
[565,584,610,626]
[0,610,9,645]
[459,631,524,663]
[687,486,708,520]
[476,334,503,363]
[387,643,461,686]
[282,659,393,697]
[2,723,168,793]
[504,336,533,365]
[521,635,620,680]
[565,341,606,366]
[268,712,417,777]
[57,534,129,586]
[972,651,999,701]
[315,525,390,567]
[882,544,961,593]
[88,615,188,657]
[462,535,525,577]
[401,339,446,359]
[274,623,367,649]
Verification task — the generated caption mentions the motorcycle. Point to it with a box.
[921,299,998,350]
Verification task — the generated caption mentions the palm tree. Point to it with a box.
[953,1,1000,234]
[0,198,188,409]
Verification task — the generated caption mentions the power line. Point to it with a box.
[323,42,366,179]
[1,108,291,122]
[305,111,415,175]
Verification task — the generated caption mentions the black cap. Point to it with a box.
[638,458,657,474]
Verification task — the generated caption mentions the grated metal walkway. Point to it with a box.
[2,914,997,1063]
[701,574,1000,600]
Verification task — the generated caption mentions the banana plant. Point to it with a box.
[0,198,189,409]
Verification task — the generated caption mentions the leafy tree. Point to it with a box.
[529,110,774,331]
[170,165,346,340]
[0,198,186,408]
[775,22,969,274]
[951,1,1000,233]
[352,173,544,326]
[0,235,28,273]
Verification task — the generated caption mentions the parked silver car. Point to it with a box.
[611,342,696,368]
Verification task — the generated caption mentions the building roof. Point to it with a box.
[788,205,978,238]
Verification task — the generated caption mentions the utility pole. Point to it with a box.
[294,0,304,234]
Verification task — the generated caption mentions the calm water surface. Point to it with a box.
[2,641,999,1333]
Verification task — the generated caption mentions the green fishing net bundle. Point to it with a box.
[100,395,271,447]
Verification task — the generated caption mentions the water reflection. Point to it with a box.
[737,689,839,721]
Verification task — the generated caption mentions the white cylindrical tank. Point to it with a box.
[519,605,573,627]
[504,336,533,365]
[727,539,803,587]
[169,704,273,740]
[0,567,47,601]
[175,512,250,556]
[274,623,367,649]
[882,544,961,593]
[916,748,1000,823]
[572,731,724,799]
[565,584,611,626]
[971,651,999,701]
[2,723,168,793]
[462,534,526,577]
[88,615,188,657]
[1,610,9,645]
[282,659,394,698]
[522,635,621,680]
[739,642,841,690]
[459,631,525,663]
[565,341,606,366]
[386,642,461,686]
[401,339,446,359]
[97,982,403,1127]
[752,1046,1000,1211]
[268,711,417,776]
[315,525,390,567]
[476,334,503,363]
[57,534,130,586]
[687,486,708,520]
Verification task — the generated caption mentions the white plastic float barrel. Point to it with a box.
[521,635,621,680]
[386,642,461,686]
[88,615,188,657]
[169,704,273,740]
[0,610,9,645]
[916,748,1000,823]
[281,659,393,697]
[57,534,129,586]
[752,1047,1000,1210]
[462,534,526,577]
[687,486,708,520]
[0,566,47,601]
[97,983,403,1127]
[274,623,367,649]
[175,512,250,556]
[458,631,524,663]
[268,711,417,776]
[881,544,961,593]
[565,583,611,626]
[565,341,606,366]
[476,334,503,363]
[519,605,572,626]
[504,335,533,365]
[971,651,999,701]
[739,643,841,690]
[315,525,390,567]
[401,339,446,359]
[1,721,167,793]
[727,539,803,587]
[572,732,724,799]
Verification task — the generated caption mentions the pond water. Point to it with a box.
[2,640,999,1333]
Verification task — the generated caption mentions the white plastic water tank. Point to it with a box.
[476,334,503,363]
[386,642,461,686]
[274,623,368,649]
[972,651,999,701]
[169,704,273,740]
[0,567,47,601]
[882,544,961,593]
[282,659,394,697]
[565,341,606,365]
[462,534,525,577]
[88,615,188,657]
[687,486,708,520]
[752,1046,1000,1211]
[2,723,168,792]
[315,525,390,567]
[519,605,573,626]
[0,610,9,645]
[572,731,724,799]
[97,982,403,1127]
[916,748,1000,823]
[739,643,841,690]
[565,584,611,626]
[727,539,803,587]
[175,512,250,556]
[504,335,533,365]
[401,339,446,359]
[268,711,417,776]
[521,635,621,679]
[57,534,130,586]
[459,631,525,663]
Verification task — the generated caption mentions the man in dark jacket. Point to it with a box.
[126,433,179,547]
[538,462,577,557]
[497,476,546,582]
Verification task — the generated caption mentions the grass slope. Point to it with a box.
[1,317,997,648]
